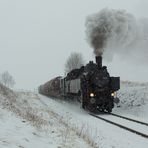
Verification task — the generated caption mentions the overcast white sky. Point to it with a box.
[0,0,148,90]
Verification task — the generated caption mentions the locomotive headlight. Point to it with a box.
[90,93,95,97]
[111,92,115,97]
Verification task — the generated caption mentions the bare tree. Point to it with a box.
[65,52,85,74]
[0,71,15,88]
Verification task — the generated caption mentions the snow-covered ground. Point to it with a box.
[0,107,64,148]
[38,96,148,148]
[0,84,91,148]
[0,81,148,148]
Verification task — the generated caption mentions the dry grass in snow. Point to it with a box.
[0,84,93,148]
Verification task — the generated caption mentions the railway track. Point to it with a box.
[109,112,148,126]
[89,112,148,139]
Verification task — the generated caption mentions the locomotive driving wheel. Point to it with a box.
[106,108,112,113]
[82,101,87,109]
[87,104,97,112]
[106,101,114,113]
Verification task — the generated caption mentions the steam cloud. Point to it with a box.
[85,8,148,62]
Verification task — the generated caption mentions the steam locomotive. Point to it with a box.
[38,56,120,112]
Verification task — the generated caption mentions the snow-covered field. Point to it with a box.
[0,81,148,148]
[114,81,148,122]
[0,84,91,148]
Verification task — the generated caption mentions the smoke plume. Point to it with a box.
[85,8,148,63]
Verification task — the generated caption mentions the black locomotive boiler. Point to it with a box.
[39,56,120,112]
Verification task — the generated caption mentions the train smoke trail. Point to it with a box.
[85,8,148,62]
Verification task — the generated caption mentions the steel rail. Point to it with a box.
[89,113,148,139]
[109,112,148,126]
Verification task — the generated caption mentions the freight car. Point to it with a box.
[38,76,61,97]
[39,56,120,112]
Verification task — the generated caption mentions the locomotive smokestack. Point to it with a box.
[96,56,102,68]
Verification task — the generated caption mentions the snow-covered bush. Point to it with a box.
[117,81,148,107]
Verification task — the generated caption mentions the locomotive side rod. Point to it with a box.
[89,113,148,139]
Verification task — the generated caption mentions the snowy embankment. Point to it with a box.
[114,81,148,122]
[0,83,91,148]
